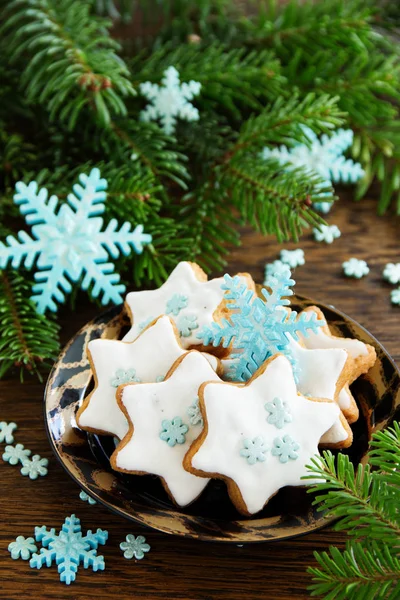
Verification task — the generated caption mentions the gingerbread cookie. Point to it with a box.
[299,306,377,424]
[77,316,219,440]
[111,351,221,507]
[185,354,342,516]
[123,261,254,353]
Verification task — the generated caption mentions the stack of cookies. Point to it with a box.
[77,261,376,516]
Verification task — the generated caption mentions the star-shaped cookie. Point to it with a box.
[77,316,219,440]
[299,306,376,423]
[111,351,221,506]
[185,354,342,515]
[123,261,253,351]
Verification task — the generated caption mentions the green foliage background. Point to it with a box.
[1,0,400,378]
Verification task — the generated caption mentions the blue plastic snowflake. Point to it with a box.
[262,126,364,190]
[140,66,201,134]
[20,455,48,480]
[343,258,369,279]
[271,435,300,463]
[166,293,188,316]
[0,421,17,444]
[280,249,305,268]
[159,417,188,447]
[0,168,152,313]
[187,398,203,427]
[120,534,150,560]
[240,437,268,465]
[265,397,292,430]
[110,368,141,387]
[79,491,97,505]
[383,263,400,285]
[177,314,198,337]
[30,514,108,585]
[197,272,324,382]
[8,536,37,560]
[313,224,341,244]
[2,443,31,465]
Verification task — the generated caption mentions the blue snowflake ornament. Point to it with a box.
[20,455,48,480]
[8,536,37,560]
[30,514,108,585]
[197,272,324,382]
[313,224,341,244]
[240,437,268,465]
[272,435,300,463]
[313,201,332,214]
[2,443,31,465]
[177,314,198,337]
[0,421,17,444]
[265,397,292,429]
[263,260,291,287]
[383,263,400,285]
[140,66,201,135]
[166,293,188,316]
[280,249,305,268]
[110,368,141,387]
[120,534,150,560]
[160,417,188,447]
[187,398,203,427]
[262,126,364,189]
[0,169,152,313]
[343,258,369,279]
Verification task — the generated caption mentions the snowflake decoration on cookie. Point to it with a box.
[263,260,291,287]
[271,435,300,463]
[8,536,37,560]
[280,249,305,268]
[0,421,17,444]
[29,514,108,585]
[383,263,400,285]
[140,66,201,135]
[2,443,31,465]
[187,398,203,427]
[262,126,364,188]
[240,437,268,465]
[20,455,48,479]
[313,224,341,244]
[160,417,188,447]
[177,314,198,337]
[110,368,141,387]
[198,272,323,382]
[166,293,188,316]
[120,534,150,560]
[343,258,369,279]
[0,168,152,313]
[265,397,292,429]
[79,491,97,505]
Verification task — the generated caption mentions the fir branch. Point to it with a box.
[1,0,135,128]
[0,270,60,380]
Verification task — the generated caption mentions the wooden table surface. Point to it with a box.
[1,190,399,600]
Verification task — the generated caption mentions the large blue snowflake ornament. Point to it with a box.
[198,272,324,382]
[262,126,364,193]
[0,169,152,313]
[30,514,108,585]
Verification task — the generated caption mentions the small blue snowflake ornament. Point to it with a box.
[262,126,364,189]
[177,314,198,337]
[30,514,108,585]
[313,224,341,244]
[383,263,400,285]
[20,455,48,480]
[0,169,152,313]
[187,398,203,427]
[140,66,201,135]
[2,443,31,465]
[264,260,291,287]
[160,417,188,447]
[280,249,305,268]
[313,201,332,214]
[240,437,268,465]
[0,421,17,444]
[265,397,292,429]
[343,258,369,279]
[272,435,300,463]
[8,536,37,560]
[120,534,150,560]
[110,368,141,387]
[391,289,400,305]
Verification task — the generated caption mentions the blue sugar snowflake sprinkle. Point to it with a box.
[391,289,400,305]
[187,398,203,427]
[343,258,369,279]
[0,168,152,313]
[20,455,48,480]
[280,249,305,268]
[263,260,291,287]
[271,435,300,463]
[313,201,332,214]
[177,314,198,337]
[0,422,17,444]
[262,126,364,189]
[166,293,188,316]
[29,514,108,585]
[240,437,268,465]
[313,224,341,244]
[197,272,323,382]
[140,66,201,135]
[120,535,150,560]
[2,443,31,465]
[383,263,400,285]
[79,491,97,505]
[160,417,188,447]
[8,536,37,560]
[138,316,155,332]
[110,368,141,387]
[265,397,292,430]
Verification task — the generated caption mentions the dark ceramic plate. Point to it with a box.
[44,295,400,543]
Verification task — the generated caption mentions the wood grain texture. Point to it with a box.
[1,190,399,599]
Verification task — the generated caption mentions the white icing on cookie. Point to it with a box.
[78,316,218,440]
[113,351,221,506]
[123,261,235,348]
[338,387,351,410]
[190,355,340,515]
[222,339,350,444]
